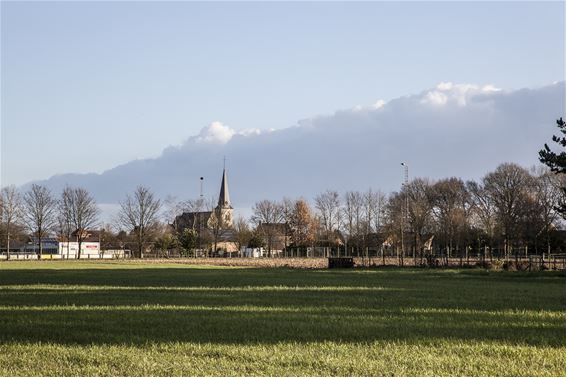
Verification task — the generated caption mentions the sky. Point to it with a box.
[25,81,566,213]
[1,1,565,187]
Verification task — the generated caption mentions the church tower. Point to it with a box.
[215,167,233,227]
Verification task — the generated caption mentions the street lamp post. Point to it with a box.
[198,177,204,258]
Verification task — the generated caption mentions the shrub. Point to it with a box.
[503,261,516,271]
[491,260,504,270]
[425,255,440,268]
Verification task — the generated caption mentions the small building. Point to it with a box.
[56,229,101,259]
[256,222,291,255]
[241,247,264,258]
[2,230,124,260]
[0,240,38,260]
[24,237,59,255]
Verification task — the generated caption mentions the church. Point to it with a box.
[175,168,237,254]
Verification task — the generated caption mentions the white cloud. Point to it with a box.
[373,100,386,109]
[421,83,503,107]
[30,81,565,208]
[238,128,263,137]
[350,100,386,112]
[189,122,267,145]
[192,121,235,144]
[421,90,448,106]
[436,82,453,91]
[482,84,501,92]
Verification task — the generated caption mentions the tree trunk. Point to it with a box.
[139,231,143,259]
[6,230,10,260]
[39,237,43,257]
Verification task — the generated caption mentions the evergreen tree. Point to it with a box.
[539,117,566,215]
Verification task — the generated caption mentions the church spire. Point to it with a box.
[217,166,231,209]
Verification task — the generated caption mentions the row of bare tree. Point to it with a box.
[0,184,160,258]
[243,163,564,258]
[392,164,563,257]
[1,163,564,258]
[0,185,99,257]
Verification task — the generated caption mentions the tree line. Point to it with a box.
[1,118,565,259]
[0,162,563,259]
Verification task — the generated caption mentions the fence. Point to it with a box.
[0,250,128,261]
[2,248,565,270]
[0,252,39,261]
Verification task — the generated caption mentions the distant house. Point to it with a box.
[0,240,27,254]
[23,237,59,255]
[256,222,291,255]
[1,230,124,260]
[241,247,264,258]
[57,229,102,259]
[315,229,345,248]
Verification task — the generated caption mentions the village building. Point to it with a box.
[255,222,291,256]
[1,229,124,260]
[57,229,102,259]
[175,168,238,255]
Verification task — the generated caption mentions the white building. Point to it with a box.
[241,247,265,258]
[58,241,100,258]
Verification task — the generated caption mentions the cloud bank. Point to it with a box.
[27,81,565,209]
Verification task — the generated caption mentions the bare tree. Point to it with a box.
[363,189,376,236]
[467,180,496,243]
[233,216,252,253]
[385,191,405,259]
[281,197,295,256]
[289,199,316,254]
[364,189,386,258]
[23,184,57,256]
[429,178,470,257]
[180,198,206,230]
[531,167,562,253]
[251,200,283,257]
[314,190,342,252]
[1,185,22,258]
[363,189,387,260]
[401,178,434,262]
[343,191,364,255]
[163,195,182,233]
[118,186,161,258]
[369,190,387,235]
[57,187,74,258]
[207,198,222,256]
[67,187,99,259]
[483,163,533,258]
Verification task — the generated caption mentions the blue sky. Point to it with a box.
[1,1,565,186]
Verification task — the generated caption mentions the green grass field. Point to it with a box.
[0,261,564,376]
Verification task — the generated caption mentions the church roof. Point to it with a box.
[217,168,232,209]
